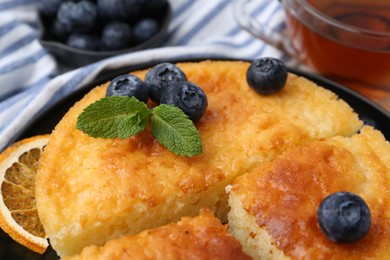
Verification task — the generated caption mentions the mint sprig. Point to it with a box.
[76,96,203,156]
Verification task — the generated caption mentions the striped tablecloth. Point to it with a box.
[0,0,298,151]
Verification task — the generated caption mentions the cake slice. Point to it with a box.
[62,209,251,260]
[228,126,390,259]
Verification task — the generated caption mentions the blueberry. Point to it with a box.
[145,63,187,103]
[97,0,141,22]
[160,82,208,123]
[106,74,148,103]
[38,0,63,18]
[101,21,132,51]
[66,34,100,51]
[133,18,159,45]
[57,1,98,33]
[317,192,371,243]
[246,57,288,95]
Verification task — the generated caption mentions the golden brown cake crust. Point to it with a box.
[231,126,390,259]
[63,209,252,260]
[36,60,362,256]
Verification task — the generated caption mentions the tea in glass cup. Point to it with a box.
[234,0,390,94]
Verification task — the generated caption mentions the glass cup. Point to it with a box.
[233,0,390,102]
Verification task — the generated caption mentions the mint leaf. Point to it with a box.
[76,96,151,139]
[151,104,203,156]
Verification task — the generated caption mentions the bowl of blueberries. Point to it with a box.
[37,0,171,67]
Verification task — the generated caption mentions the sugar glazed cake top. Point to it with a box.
[36,60,363,257]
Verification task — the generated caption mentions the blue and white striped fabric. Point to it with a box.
[0,0,298,151]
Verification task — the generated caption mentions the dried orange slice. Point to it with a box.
[0,135,50,254]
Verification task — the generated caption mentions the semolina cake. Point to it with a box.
[35,60,363,257]
[228,126,390,259]
[62,209,251,260]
